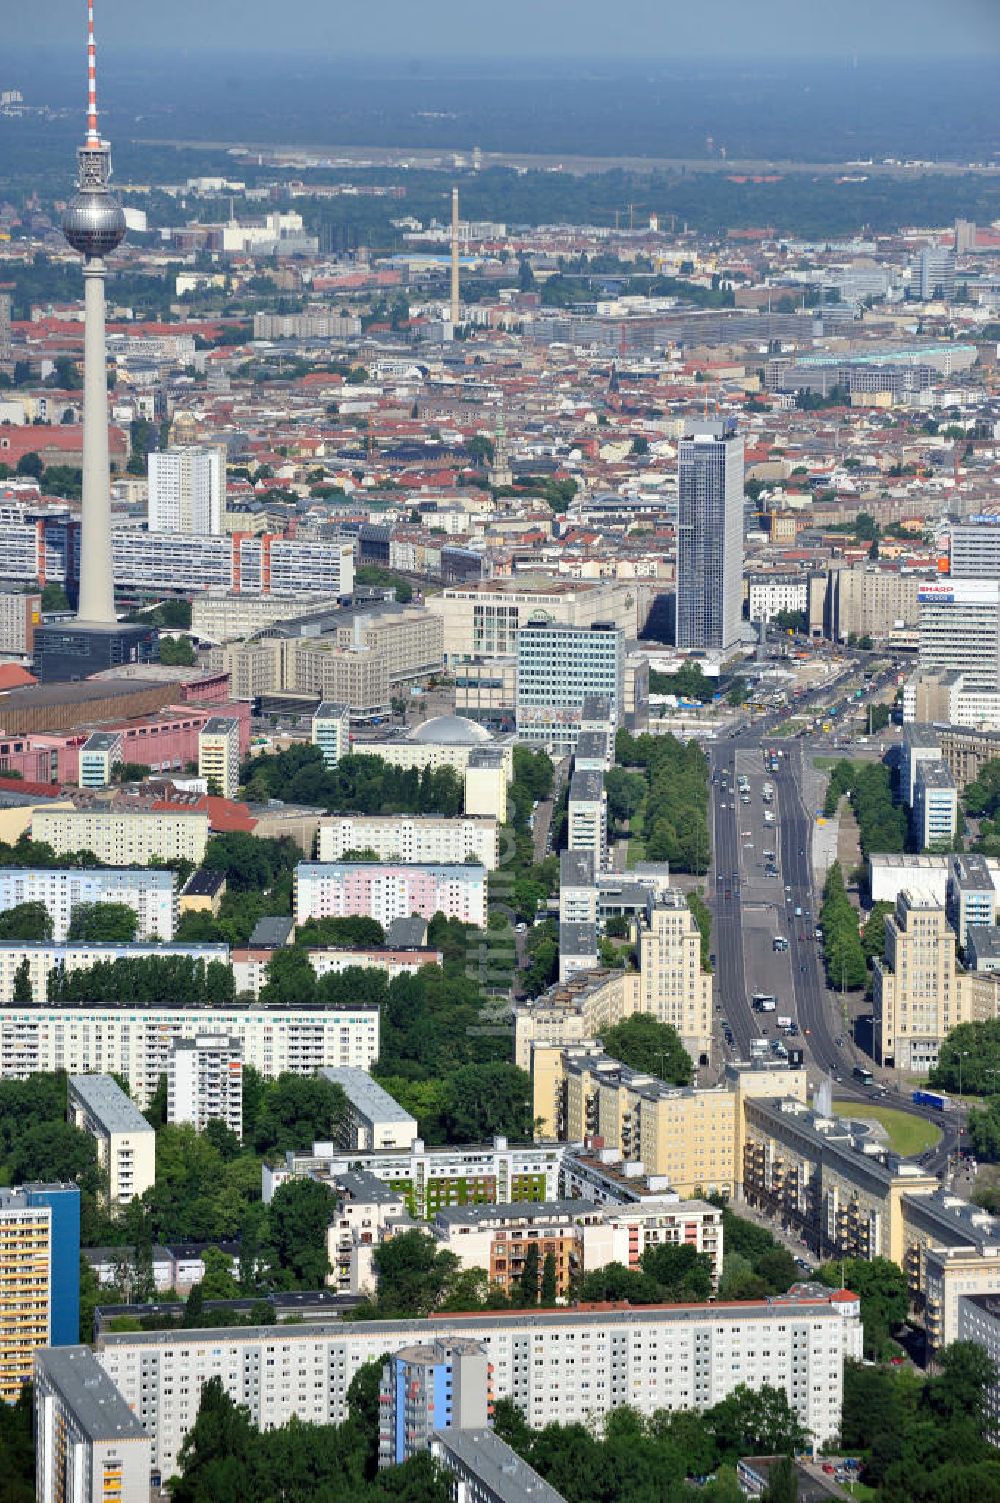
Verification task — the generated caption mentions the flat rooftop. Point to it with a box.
[35,1346,148,1443]
[320,1067,417,1128]
[433,1429,568,1503]
[68,1075,153,1135]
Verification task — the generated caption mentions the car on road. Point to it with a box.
[794,906,802,917]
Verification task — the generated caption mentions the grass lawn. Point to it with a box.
[626,837,647,868]
[832,1103,941,1157]
[813,756,841,770]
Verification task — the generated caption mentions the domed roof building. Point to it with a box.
[407,714,494,747]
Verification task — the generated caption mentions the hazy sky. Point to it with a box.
[14,0,1000,58]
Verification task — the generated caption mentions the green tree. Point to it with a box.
[540,1251,557,1306]
[0,900,53,941]
[66,902,139,943]
[814,1256,907,1357]
[40,582,71,612]
[519,1242,540,1306]
[159,635,197,667]
[11,958,33,1003]
[267,1178,335,1289]
[199,1245,241,1301]
[251,1073,346,1156]
[440,1063,532,1142]
[599,1013,693,1085]
[707,1383,808,1462]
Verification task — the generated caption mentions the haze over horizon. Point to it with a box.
[9,0,1000,59]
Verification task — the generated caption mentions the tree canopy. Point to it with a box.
[599,1013,693,1086]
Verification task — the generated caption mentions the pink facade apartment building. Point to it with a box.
[294,861,487,929]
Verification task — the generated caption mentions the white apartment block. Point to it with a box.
[316,813,499,870]
[35,1347,151,1503]
[167,1034,243,1137]
[311,701,351,767]
[0,868,176,943]
[198,716,241,799]
[32,808,210,868]
[263,1136,564,1221]
[67,1075,155,1207]
[110,532,354,598]
[958,1294,1000,1444]
[294,861,487,929]
[0,1004,378,1108]
[95,1291,861,1481]
[192,592,343,644]
[747,573,809,624]
[567,770,607,866]
[427,579,642,664]
[0,942,228,1003]
[148,446,225,536]
[319,1066,417,1151]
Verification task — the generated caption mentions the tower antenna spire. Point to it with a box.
[86,0,100,145]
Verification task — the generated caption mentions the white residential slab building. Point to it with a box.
[95,1290,862,1482]
[0,1004,378,1107]
[316,813,499,870]
[67,1075,155,1206]
[32,808,210,868]
[0,868,176,943]
[294,861,487,929]
[167,1034,243,1137]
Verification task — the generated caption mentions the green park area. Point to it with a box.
[833,1103,941,1158]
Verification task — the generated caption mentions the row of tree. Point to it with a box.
[819,861,868,992]
[823,760,907,856]
[242,744,464,818]
[615,729,711,873]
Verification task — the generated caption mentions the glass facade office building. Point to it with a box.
[676,419,745,653]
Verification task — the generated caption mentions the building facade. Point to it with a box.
[515,621,624,752]
[0,1004,378,1107]
[35,1347,150,1503]
[198,715,241,799]
[32,808,210,868]
[94,1292,862,1481]
[167,1034,243,1136]
[148,445,225,536]
[918,579,1000,693]
[676,419,745,653]
[67,1075,155,1206]
[316,813,499,870]
[294,860,487,929]
[0,868,176,943]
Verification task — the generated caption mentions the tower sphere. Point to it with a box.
[63,187,126,259]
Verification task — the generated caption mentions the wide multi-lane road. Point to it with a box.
[709,720,959,1175]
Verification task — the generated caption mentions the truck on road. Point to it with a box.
[913,1089,950,1112]
[752,994,777,1012]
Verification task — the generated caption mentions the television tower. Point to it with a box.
[62,0,126,625]
[450,186,460,327]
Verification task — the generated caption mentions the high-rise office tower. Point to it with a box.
[918,579,1000,692]
[0,292,11,377]
[34,1,157,682]
[148,445,225,534]
[676,418,745,653]
[915,246,956,302]
[450,187,461,327]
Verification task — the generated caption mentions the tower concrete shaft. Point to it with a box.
[78,260,115,623]
[450,186,460,326]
